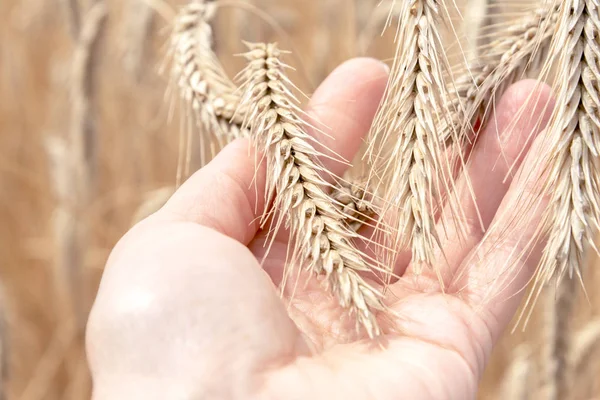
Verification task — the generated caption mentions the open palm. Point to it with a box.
[86,58,554,400]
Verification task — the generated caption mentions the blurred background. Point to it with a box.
[0,0,598,398]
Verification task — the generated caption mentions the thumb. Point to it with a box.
[158,138,267,245]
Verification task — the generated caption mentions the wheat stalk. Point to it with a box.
[499,345,533,400]
[122,0,155,82]
[46,0,107,332]
[541,276,577,400]
[236,42,386,337]
[0,288,6,400]
[61,0,81,38]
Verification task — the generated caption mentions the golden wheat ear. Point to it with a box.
[170,1,248,177]
[457,2,559,132]
[363,0,464,278]
[532,0,600,288]
[518,2,600,397]
[234,41,389,338]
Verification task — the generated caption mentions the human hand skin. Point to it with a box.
[86,58,554,400]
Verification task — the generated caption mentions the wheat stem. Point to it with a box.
[47,0,107,332]
[61,0,81,39]
[500,345,533,400]
[541,276,577,400]
[0,289,7,400]
[122,0,155,82]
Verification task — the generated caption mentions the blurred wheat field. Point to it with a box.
[1,0,599,399]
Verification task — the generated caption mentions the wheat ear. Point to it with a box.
[445,1,559,147]
[534,0,600,397]
[171,1,248,173]
[532,0,600,290]
[61,0,81,38]
[365,0,458,274]
[172,3,377,240]
[237,42,386,337]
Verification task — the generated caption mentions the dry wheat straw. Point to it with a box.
[0,289,6,400]
[122,0,155,81]
[500,345,533,400]
[48,1,106,331]
[237,42,385,337]
[541,276,577,400]
[572,320,600,378]
[365,0,458,274]
[61,0,81,38]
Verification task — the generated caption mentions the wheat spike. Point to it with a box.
[533,0,600,288]
[445,1,559,146]
[534,0,600,396]
[365,0,458,274]
[237,42,386,338]
[171,1,248,171]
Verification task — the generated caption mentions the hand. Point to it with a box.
[86,58,554,400]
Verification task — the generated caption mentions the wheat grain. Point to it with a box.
[237,42,386,338]
[0,288,6,400]
[331,179,377,233]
